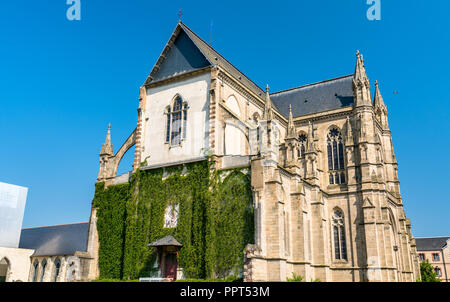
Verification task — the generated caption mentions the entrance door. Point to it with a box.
[164,253,178,281]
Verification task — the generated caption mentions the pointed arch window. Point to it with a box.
[32,261,39,282]
[298,134,307,158]
[165,96,188,146]
[53,258,61,282]
[40,259,47,282]
[332,210,347,260]
[327,128,346,184]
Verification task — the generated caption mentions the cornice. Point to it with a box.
[293,106,354,126]
[144,66,212,90]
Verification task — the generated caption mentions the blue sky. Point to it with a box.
[0,1,448,237]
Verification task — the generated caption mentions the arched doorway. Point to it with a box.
[0,258,10,282]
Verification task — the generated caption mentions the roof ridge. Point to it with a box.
[22,222,89,230]
[416,236,450,239]
[271,74,354,96]
[179,22,265,96]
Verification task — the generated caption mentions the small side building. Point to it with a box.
[416,236,450,282]
[18,222,91,282]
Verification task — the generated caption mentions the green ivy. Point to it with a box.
[92,160,254,281]
[93,182,130,279]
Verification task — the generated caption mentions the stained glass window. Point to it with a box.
[328,128,346,184]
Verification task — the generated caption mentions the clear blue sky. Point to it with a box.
[0,1,448,237]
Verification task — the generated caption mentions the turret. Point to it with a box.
[98,124,114,181]
[284,104,299,167]
[353,51,372,108]
[374,81,389,129]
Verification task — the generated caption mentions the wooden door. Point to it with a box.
[164,253,178,281]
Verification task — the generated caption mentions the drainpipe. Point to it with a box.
[441,248,448,282]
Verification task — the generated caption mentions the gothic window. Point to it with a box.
[327,128,346,184]
[298,134,307,158]
[332,210,347,261]
[40,259,47,282]
[32,261,39,282]
[53,258,61,282]
[165,96,188,146]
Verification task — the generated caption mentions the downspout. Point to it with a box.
[441,247,448,282]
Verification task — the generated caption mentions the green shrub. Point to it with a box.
[419,260,441,282]
[287,273,304,282]
[91,279,139,282]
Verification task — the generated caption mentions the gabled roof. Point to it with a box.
[270,75,355,118]
[144,22,266,100]
[145,22,358,119]
[19,222,89,257]
[148,235,182,247]
[416,237,450,252]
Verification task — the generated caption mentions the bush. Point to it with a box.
[287,273,304,282]
[176,276,243,282]
[91,279,139,282]
[419,260,441,282]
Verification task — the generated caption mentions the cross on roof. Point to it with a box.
[178,9,183,21]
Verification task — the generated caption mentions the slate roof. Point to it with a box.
[145,22,357,118]
[149,29,211,83]
[144,22,266,100]
[416,237,450,252]
[148,235,183,247]
[270,75,355,118]
[19,222,89,257]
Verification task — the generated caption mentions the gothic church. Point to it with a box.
[88,21,420,282]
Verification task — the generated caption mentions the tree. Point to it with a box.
[419,260,441,282]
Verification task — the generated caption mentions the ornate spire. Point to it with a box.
[286,104,296,138]
[374,80,386,109]
[263,84,274,121]
[353,50,372,108]
[354,51,368,83]
[307,121,316,152]
[100,124,114,156]
[346,116,353,145]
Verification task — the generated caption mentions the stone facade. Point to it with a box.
[89,22,420,282]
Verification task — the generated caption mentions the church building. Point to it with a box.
[86,21,420,282]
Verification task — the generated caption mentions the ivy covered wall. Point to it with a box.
[92,160,254,280]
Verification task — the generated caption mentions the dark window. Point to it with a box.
[433,253,440,261]
[299,134,307,158]
[419,254,425,261]
[53,259,61,282]
[32,261,39,282]
[328,129,346,184]
[435,267,441,277]
[332,210,347,261]
[40,260,47,282]
[165,108,171,143]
